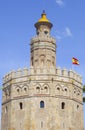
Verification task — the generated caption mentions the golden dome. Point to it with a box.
[35,10,53,29]
[38,11,50,23]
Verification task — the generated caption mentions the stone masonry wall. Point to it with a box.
[1,67,84,130]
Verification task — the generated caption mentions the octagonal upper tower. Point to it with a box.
[30,11,56,70]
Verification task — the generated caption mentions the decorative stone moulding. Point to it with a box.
[31,36,56,44]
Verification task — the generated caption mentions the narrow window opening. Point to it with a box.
[45,86,47,89]
[41,121,43,128]
[77,92,80,96]
[74,90,76,94]
[52,56,55,66]
[77,105,79,110]
[65,88,67,92]
[52,62,54,66]
[20,102,23,110]
[31,57,33,66]
[61,102,65,109]
[24,88,27,91]
[17,89,19,93]
[5,106,7,113]
[40,101,44,108]
[41,59,44,66]
[63,123,65,128]
[57,87,60,90]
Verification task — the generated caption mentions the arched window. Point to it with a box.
[56,86,60,94]
[40,101,44,108]
[57,87,60,91]
[64,88,68,94]
[24,87,27,91]
[61,102,65,109]
[36,87,40,93]
[44,86,48,93]
[17,88,20,94]
[65,88,67,92]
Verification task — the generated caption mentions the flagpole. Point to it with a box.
[71,64,73,70]
[71,58,73,70]
[71,64,74,71]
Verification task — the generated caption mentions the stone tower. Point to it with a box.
[1,11,84,130]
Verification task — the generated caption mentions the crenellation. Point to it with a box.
[68,69,74,78]
[77,74,81,82]
[62,68,68,77]
[76,74,82,84]
[3,73,11,83]
[16,68,22,77]
[73,71,77,81]
[36,67,41,74]
[3,71,13,83]
[3,68,29,84]
[30,66,34,75]
[55,68,82,85]
[50,66,56,74]
[80,75,82,83]
[23,67,29,76]
[3,67,82,86]
[5,74,9,82]
[11,70,16,78]
[56,67,61,76]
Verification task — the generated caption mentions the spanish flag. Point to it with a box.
[72,57,79,65]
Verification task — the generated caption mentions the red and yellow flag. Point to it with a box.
[72,57,79,65]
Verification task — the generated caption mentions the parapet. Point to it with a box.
[3,66,82,85]
[31,35,56,44]
[56,67,82,83]
[3,68,29,83]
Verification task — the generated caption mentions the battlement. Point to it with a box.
[3,67,82,84]
[31,36,56,44]
[56,67,82,83]
[3,68,29,83]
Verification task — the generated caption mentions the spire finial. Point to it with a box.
[43,10,45,14]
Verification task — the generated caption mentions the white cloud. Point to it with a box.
[56,27,73,41]
[63,27,72,37]
[56,35,62,41]
[56,0,64,7]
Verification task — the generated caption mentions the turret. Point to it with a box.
[30,11,56,69]
[35,10,52,36]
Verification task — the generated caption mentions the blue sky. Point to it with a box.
[0,0,85,128]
